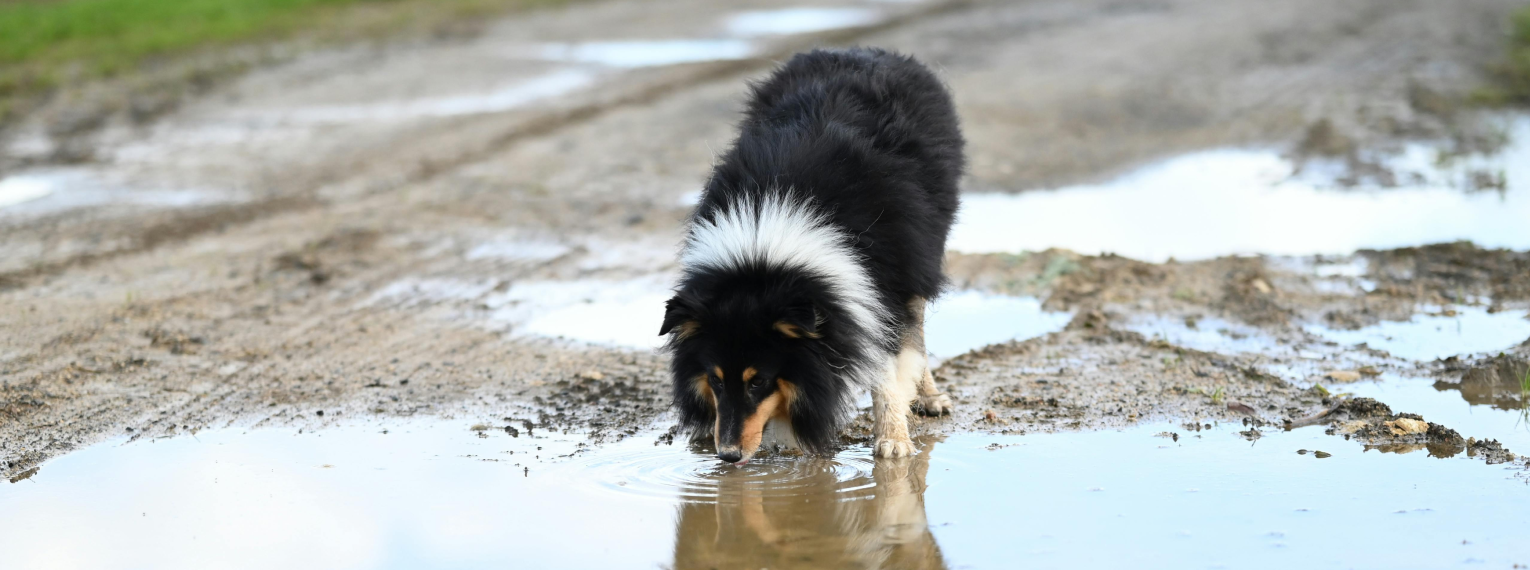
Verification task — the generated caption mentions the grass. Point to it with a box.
[1519,366,1530,429]
[1476,5,1530,105]
[0,0,567,119]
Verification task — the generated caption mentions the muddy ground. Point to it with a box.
[4,0,1530,480]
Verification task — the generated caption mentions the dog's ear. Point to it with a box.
[659,295,700,338]
[774,300,822,339]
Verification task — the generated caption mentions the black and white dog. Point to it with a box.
[660,48,963,462]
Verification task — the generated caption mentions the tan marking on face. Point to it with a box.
[694,373,713,401]
[713,366,724,381]
[739,392,784,457]
[775,379,798,418]
[741,367,757,383]
[773,321,821,339]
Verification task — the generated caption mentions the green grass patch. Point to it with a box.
[0,0,565,114]
[1477,5,1530,105]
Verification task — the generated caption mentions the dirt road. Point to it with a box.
[3,0,1528,479]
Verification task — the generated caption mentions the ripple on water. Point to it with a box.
[563,442,880,503]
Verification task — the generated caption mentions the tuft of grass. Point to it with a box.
[1477,5,1530,105]
[1187,385,1225,405]
[0,0,568,120]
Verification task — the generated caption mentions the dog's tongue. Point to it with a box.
[736,458,749,465]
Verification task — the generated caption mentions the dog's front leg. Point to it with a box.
[872,358,916,458]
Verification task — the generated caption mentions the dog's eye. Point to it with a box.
[749,376,766,389]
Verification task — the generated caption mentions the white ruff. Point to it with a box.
[681,192,892,387]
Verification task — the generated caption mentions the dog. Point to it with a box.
[660,47,963,462]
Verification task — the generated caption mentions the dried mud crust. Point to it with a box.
[948,241,1530,334]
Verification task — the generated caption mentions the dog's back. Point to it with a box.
[696,47,964,329]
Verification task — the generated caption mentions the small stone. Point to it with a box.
[1325,370,1362,383]
[1314,451,1331,458]
[1384,418,1428,436]
[577,370,605,381]
[1333,420,1368,434]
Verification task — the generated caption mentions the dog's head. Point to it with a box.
[660,275,845,463]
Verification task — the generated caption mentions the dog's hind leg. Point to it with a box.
[902,297,953,416]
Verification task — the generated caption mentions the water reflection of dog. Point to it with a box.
[671,437,947,570]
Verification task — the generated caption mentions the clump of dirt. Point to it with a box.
[1043,254,1166,311]
[1221,267,1291,326]
[1295,118,1357,158]
[144,328,206,355]
[1326,404,1470,458]
[1432,353,1529,411]
[1466,438,1518,465]
[1326,397,1394,421]
[1361,242,1530,307]
[270,228,381,286]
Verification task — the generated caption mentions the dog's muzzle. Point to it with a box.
[717,447,744,464]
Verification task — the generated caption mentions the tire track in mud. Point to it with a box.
[0,0,974,291]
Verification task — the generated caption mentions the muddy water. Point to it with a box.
[948,117,1530,261]
[2,420,1525,569]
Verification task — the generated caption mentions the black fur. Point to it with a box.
[662,48,964,458]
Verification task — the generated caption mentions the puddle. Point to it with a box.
[724,7,884,37]
[257,69,596,124]
[0,168,232,217]
[487,276,674,350]
[1305,307,1530,362]
[482,281,1067,356]
[948,118,1530,261]
[534,39,755,68]
[0,171,60,208]
[3,420,1525,569]
[924,291,1070,358]
[1124,314,1282,356]
[1123,306,1530,383]
[368,269,1070,357]
[463,237,573,263]
[1344,374,1530,454]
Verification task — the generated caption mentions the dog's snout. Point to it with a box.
[717,449,743,463]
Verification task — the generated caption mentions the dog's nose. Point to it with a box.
[717,450,743,463]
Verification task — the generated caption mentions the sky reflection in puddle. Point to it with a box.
[534,39,755,68]
[723,7,884,37]
[0,168,232,216]
[252,69,596,125]
[478,280,1065,357]
[1124,307,1530,365]
[1304,307,1530,362]
[1,421,1524,569]
[949,118,1530,261]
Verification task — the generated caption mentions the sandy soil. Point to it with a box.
[4,0,1530,480]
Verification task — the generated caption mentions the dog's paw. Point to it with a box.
[913,392,953,416]
[874,438,916,458]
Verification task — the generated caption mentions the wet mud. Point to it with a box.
[3,2,1530,557]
